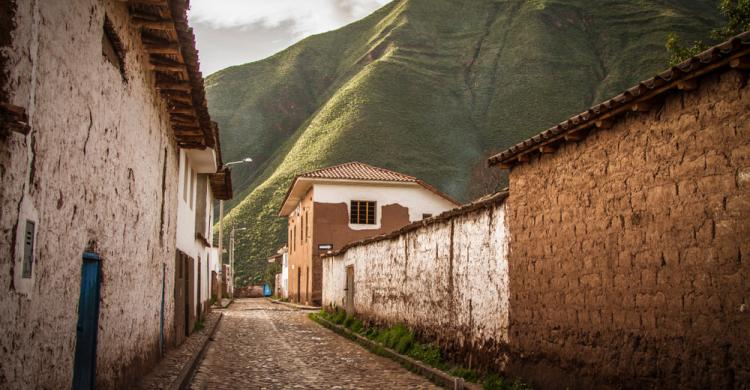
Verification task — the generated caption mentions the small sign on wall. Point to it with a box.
[318,244,333,251]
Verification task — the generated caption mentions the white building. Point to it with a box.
[279,162,459,305]
[174,147,232,345]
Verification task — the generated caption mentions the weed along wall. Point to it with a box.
[322,192,510,370]
[501,67,750,387]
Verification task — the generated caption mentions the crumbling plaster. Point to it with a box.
[323,201,509,369]
[1,1,180,388]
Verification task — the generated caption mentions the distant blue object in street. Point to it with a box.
[263,283,272,297]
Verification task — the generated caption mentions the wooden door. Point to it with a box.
[345,265,354,314]
[296,268,301,303]
[174,252,186,346]
[72,251,102,390]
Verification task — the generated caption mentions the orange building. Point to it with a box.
[278,162,459,305]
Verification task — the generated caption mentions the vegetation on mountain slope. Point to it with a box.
[206,0,720,286]
[667,0,750,65]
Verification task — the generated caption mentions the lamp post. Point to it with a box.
[217,157,252,301]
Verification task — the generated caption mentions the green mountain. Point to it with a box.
[206,0,720,286]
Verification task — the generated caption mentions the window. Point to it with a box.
[182,157,188,202]
[102,16,126,81]
[350,201,376,224]
[305,211,309,242]
[190,171,196,209]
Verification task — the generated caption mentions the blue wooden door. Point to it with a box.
[72,251,101,390]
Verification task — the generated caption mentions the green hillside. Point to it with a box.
[206,0,720,286]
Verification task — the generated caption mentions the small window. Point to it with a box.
[102,16,126,81]
[422,213,432,219]
[22,220,35,278]
[350,201,376,224]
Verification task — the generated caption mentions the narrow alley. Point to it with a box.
[189,299,439,389]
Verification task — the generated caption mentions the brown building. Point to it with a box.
[488,32,750,388]
[0,1,230,388]
[279,162,459,305]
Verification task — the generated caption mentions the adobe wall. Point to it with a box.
[505,69,750,389]
[0,1,179,388]
[322,197,510,369]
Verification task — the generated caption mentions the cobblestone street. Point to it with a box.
[189,299,439,389]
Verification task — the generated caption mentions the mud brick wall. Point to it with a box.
[323,197,510,369]
[1,1,180,388]
[506,69,750,389]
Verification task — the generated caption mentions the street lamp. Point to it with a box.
[217,157,252,301]
[225,157,253,166]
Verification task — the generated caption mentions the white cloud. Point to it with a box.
[188,0,392,37]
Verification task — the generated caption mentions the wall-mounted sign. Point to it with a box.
[318,244,333,251]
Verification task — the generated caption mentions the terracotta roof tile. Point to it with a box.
[488,31,750,167]
[299,161,418,182]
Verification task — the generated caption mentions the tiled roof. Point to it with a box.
[278,162,459,216]
[299,161,417,182]
[488,31,750,167]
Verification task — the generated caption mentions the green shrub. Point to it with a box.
[343,315,355,328]
[407,342,443,368]
[332,309,347,325]
[483,374,532,390]
[451,367,479,383]
[350,319,364,333]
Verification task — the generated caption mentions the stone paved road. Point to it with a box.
[189,298,440,389]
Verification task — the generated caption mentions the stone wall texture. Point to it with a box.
[323,198,510,369]
[506,69,750,389]
[1,1,180,388]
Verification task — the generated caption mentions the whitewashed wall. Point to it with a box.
[323,195,509,367]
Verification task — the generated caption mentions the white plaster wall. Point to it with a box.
[0,1,181,388]
[176,150,197,258]
[281,253,289,298]
[323,201,509,363]
[313,182,457,230]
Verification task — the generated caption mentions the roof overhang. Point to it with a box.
[209,168,233,201]
[185,147,217,174]
[278,177,458,216]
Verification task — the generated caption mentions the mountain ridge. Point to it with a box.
[206,0,720,285]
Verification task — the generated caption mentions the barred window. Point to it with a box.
[350,201,376,224]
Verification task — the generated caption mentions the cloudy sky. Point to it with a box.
[189,0,392,76]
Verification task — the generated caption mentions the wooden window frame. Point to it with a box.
[350,200,376,225]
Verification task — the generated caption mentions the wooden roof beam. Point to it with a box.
[133,17,175,31]
[730,56,750,70]
[677,79,699,91]
[156,80,191,92]
[144,42,181,55]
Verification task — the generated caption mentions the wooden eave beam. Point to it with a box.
[161,91,193,105]
[169,106,194,115]
[133,17,175,31]
[730,56,750,70]
[631,101,653,112]
[156,80,191,92]
[539,145,556,154]
[677,79,699,91]
[144,42,181,55]
[151,62,187,74]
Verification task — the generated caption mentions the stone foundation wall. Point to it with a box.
[0,1,179,388]
[506,69,750,389]
[323,196,509,369]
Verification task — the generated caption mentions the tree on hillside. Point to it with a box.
[666,0,750,65]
